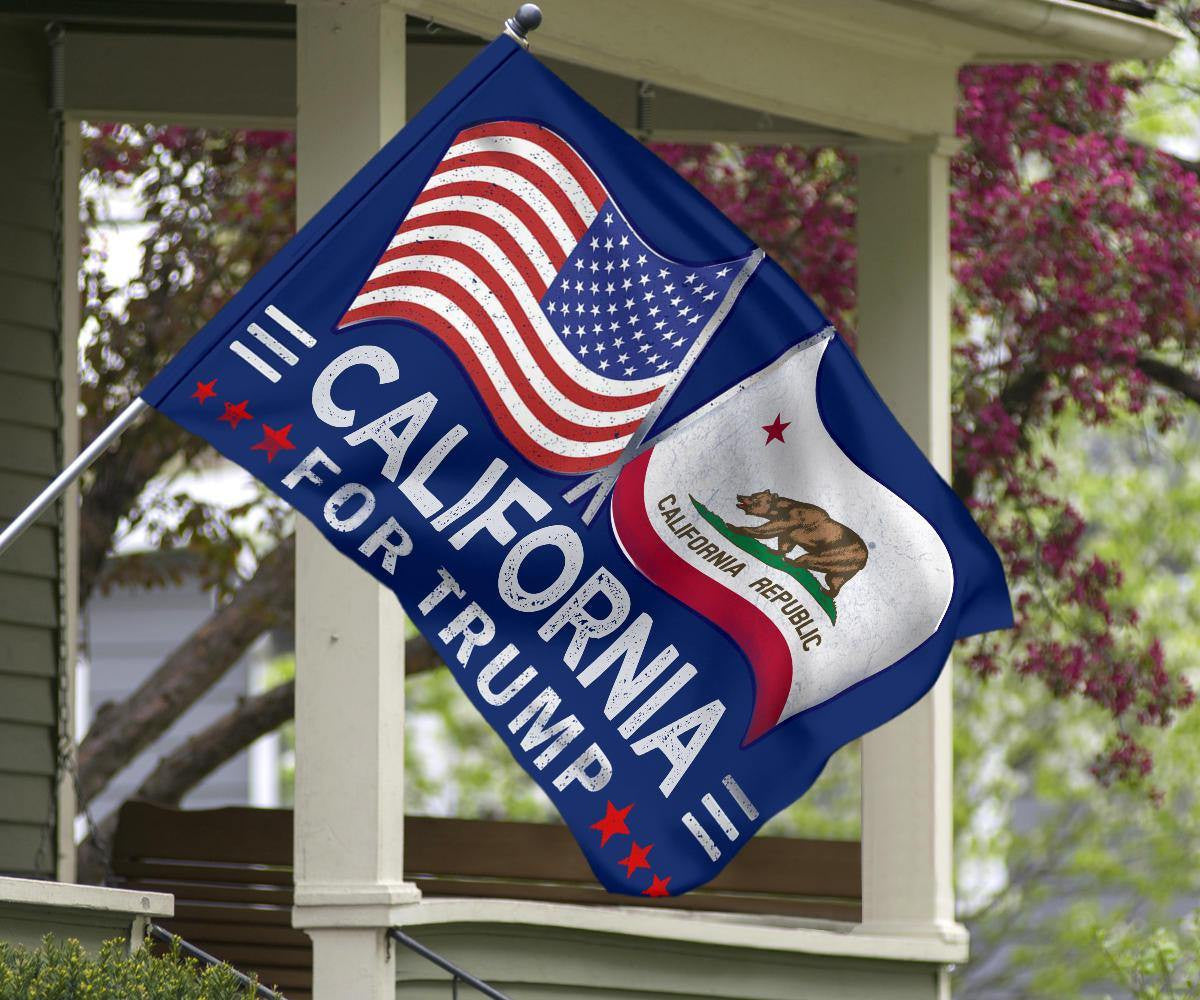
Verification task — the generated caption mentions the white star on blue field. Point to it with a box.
[539,202,738,381]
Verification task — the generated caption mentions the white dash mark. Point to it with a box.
[702,793,739,842]
[722,774,758,821]
[682,812,720,861]
[230,341,281,383]
[248,323,299,366]
[265,304,316,347]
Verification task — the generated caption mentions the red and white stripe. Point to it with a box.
[338,121,673,474]
[611,450,795,745]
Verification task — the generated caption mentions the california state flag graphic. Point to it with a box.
[611,331,955,745]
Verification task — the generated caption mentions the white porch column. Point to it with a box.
[291,4,419,999]
[855,140,965,963]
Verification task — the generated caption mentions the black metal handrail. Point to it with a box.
[148,921,513,999]
[148,923,286,1000]
[389,927,514,999]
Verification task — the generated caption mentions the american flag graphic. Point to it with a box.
[338,120,750,475]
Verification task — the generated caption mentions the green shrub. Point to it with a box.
[0,934,259,1000]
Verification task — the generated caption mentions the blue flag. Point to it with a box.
[143,36,1011,897]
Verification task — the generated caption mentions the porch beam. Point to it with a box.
[54,26,851,146]
[415,0,961,141]
[56,30,296,127]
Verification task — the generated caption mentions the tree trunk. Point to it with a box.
[130,635,438,807]
[135,680,296,807]
[77,534,296,807]
[78,411,206,608]
[75,634,440,882]
[1138,354,1200,407]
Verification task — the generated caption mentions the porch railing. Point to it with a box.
[109,800,862,1000]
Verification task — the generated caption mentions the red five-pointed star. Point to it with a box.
[219,399,253,430]
[642,874,672,897]
[762,413,790,445]
[191,379,217,404]
[252,423,297,462]
[590,801,633,846]
[617,841,653,878]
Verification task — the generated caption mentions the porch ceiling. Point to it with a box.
[3,0,1177,60]
[408,0,1179,140]
[44,23,855,145]
[2,0,1182,141]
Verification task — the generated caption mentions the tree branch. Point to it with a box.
[134,680,294,807]
[405,633,439,675]
[130,635,439,807]
[952,355,1200,502]
[78,410,207,608]
[1137,354,1200,406]
[74,633,440,883]
[77,534,296,806]
[952,364,1049,501]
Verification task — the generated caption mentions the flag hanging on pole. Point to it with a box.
[140,32,1012,897]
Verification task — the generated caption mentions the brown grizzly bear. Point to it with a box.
[731,490,868,600]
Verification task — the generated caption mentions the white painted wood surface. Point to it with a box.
[417,0,1176,140]
[856,143,962,992]
[396,921,946,999]
[0,874,172,917]
[398,897,967,964]
[290,4,419,1000]
[0,875,171,955]
[53,2,1176,142]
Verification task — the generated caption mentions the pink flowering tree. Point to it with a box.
[656,55,1200,786]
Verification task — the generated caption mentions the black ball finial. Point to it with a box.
[514,4,542,32]
[504,3,543,46]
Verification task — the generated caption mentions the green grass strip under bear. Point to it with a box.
[690,496,837,625]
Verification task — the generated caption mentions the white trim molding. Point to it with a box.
[856,139,963,972]
[396,897,969,965]
[904,0,1181,61]
[0,876,173,918]
[0,876,173,953]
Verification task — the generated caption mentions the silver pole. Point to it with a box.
[0,397,149,558]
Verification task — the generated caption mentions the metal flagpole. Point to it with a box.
[0,397,149,558]
[0,5,544,562]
